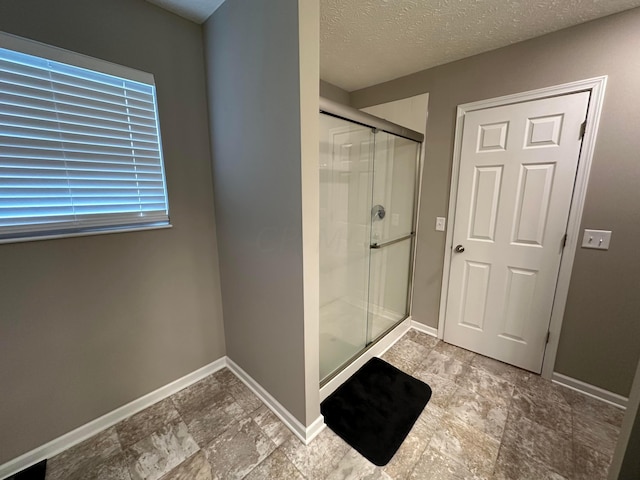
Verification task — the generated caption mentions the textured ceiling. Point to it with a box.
[321,0,640,91]
[146,0,640,91]
[146,0,225,23]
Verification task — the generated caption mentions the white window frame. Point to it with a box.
[0,32,172,243]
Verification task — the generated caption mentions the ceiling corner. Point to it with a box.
[146,0,227,24]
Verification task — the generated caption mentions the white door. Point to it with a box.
[444,92,590,372]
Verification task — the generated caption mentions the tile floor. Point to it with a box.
[40,330,623,479]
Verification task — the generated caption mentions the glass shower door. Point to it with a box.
[319,113,374,381]
[319,110,421,384]
[367,133,420,343]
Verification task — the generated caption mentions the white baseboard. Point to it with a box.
[320,317,412,402]
[0,357,227,480]
[1,355,327,478]
[303,415,326,444]
[552,372,628,410]
[2,320,444,478]
[410,319,439,338]
[226,358,325,445]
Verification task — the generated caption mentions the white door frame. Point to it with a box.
[437,76,607,379]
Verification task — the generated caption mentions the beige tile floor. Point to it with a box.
[41,330,623,479]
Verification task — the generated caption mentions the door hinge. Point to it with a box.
[546,331,551,344]
[561,233,567,249]
[580,120,587,139]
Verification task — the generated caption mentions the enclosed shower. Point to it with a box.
[319,98,423,384]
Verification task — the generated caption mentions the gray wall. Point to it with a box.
[320,79,351,105]
[351,8,640,396]
[0,0,225,463]
[204,0,308,423]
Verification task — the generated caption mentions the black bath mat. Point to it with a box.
[5,460,46,480]
[321,357,432,466]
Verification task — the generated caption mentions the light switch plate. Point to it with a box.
[582,229,612,250]
[435,217,446,232]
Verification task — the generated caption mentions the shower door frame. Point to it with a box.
[319,97,424,387]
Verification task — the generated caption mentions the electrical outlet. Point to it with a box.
[435,217,446,232]
[582,229,612,250]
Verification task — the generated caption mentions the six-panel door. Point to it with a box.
[444,92,590,372]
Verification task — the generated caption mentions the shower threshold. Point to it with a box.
[319,316,412,398]
[319,298,404,383]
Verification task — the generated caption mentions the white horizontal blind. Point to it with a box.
[0,44,169,241]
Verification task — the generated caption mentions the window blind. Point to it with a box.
[0,43,169,241]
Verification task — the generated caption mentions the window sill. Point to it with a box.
[0,223,173,245]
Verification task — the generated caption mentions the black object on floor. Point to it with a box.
[6,460,46,480]
[321,357,432,466]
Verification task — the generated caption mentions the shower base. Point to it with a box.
[319,298,401,382]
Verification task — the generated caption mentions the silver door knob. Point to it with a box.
[454,244,465,253]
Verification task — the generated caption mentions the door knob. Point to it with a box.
[454,244,465,253]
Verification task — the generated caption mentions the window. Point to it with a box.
[0,33,170,243]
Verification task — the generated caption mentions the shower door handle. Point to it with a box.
[370,232,415,249]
